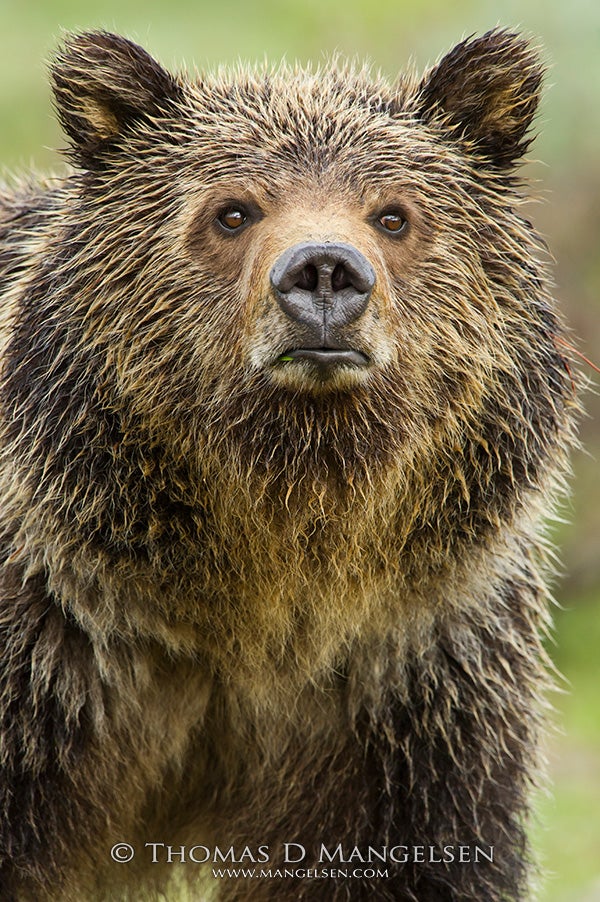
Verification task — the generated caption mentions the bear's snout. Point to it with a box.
[270,241,375,341]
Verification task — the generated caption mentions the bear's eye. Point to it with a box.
[217,207,249,232]
[377,210,408,235]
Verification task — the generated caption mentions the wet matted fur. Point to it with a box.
[0,29,578,901]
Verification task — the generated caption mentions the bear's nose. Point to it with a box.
[270,242,375,332]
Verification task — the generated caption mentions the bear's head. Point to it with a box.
[43,31,568,501]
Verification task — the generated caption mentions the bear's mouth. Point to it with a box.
[276,347,370,377]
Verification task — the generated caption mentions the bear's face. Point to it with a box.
[46,31,561,486]
[179,93,441,395]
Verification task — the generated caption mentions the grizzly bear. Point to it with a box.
[0,28,577,902]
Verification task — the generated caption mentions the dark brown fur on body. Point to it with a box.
[0,29,577,901]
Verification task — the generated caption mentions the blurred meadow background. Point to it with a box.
[1,0,598,899]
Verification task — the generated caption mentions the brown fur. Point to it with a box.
[0,30,578,900]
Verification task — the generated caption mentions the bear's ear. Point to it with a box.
[51,31,183,167]
[415,30,544,169]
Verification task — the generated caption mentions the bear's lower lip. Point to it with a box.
[276,348,370,374]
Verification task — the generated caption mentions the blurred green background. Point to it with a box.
[1,1,598,899]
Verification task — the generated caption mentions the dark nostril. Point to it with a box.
[296,264,319,292]
[331,263,351,292]
[293,263,356,294]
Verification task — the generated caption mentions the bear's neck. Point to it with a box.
[3,390,534,686]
